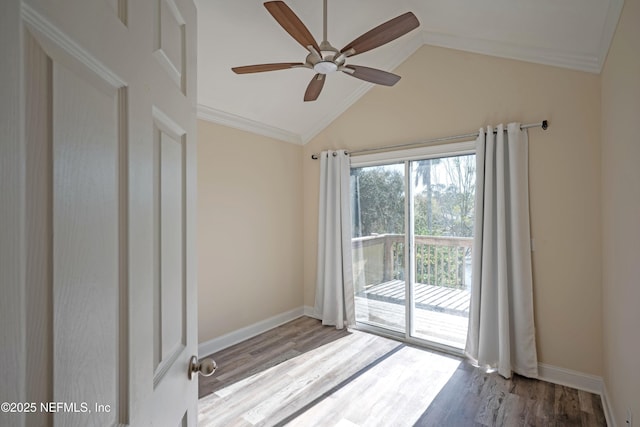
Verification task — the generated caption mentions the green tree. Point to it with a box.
[352,156,475,238]
[433,155,475,237]
[413,158,440,234]
[351,166,404,237]
[352,156,475,288]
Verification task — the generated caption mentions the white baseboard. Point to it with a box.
[537,363,603,395]
[198,307,304,357]
[303,305,320,319]
[537,363,617,425]
[484,362,614,424]
[601,383,617,427]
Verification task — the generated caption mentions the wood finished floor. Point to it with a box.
[198,317,606,427]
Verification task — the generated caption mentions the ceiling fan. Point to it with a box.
[231,0,420,102]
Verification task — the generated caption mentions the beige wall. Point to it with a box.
[196,12,639,415]
[601,0,640,423]
[197,120,304,343]
[303,45,603,375]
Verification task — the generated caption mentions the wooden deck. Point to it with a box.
[355,280,470,348]
[357,280,470,317]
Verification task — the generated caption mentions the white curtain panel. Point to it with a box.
[465,123,539,379]
[314,150,355,329]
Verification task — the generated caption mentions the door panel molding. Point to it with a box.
[153,0,186,93]
[4,0,198,424]
[22,3,126,91]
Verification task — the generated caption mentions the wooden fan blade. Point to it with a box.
[343,65,401,86]
[340,12,419,57]
[264,1,320,52]
[232,63,304,74]
[304,73,325,102]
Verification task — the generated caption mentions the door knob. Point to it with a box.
[188,355,217,380]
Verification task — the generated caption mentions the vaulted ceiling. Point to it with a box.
[195,0,623,144]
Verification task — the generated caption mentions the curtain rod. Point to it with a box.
[310,120,548,160]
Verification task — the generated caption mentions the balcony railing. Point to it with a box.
[352,234,473,290]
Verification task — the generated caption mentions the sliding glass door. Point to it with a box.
[351,144,475,352]
[409,155,475,348]
[351,162,406,332]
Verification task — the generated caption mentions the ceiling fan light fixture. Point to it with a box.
[314,61,338,74]
[232,1,420,101]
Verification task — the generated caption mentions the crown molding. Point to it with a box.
[420,0,625,75]
[421,0,624,74]
[422,30,601,74]
[597,0,625,72]
[197,104,303,145]
[200,1,624,145]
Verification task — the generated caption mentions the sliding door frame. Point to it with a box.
[350,140,476,357]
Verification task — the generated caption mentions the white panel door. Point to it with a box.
[0,0,200,425]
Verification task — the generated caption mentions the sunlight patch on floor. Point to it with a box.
[286,346,460,426]
[198,330,400,426]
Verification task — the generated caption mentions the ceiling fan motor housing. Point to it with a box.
[307,40,343,74]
